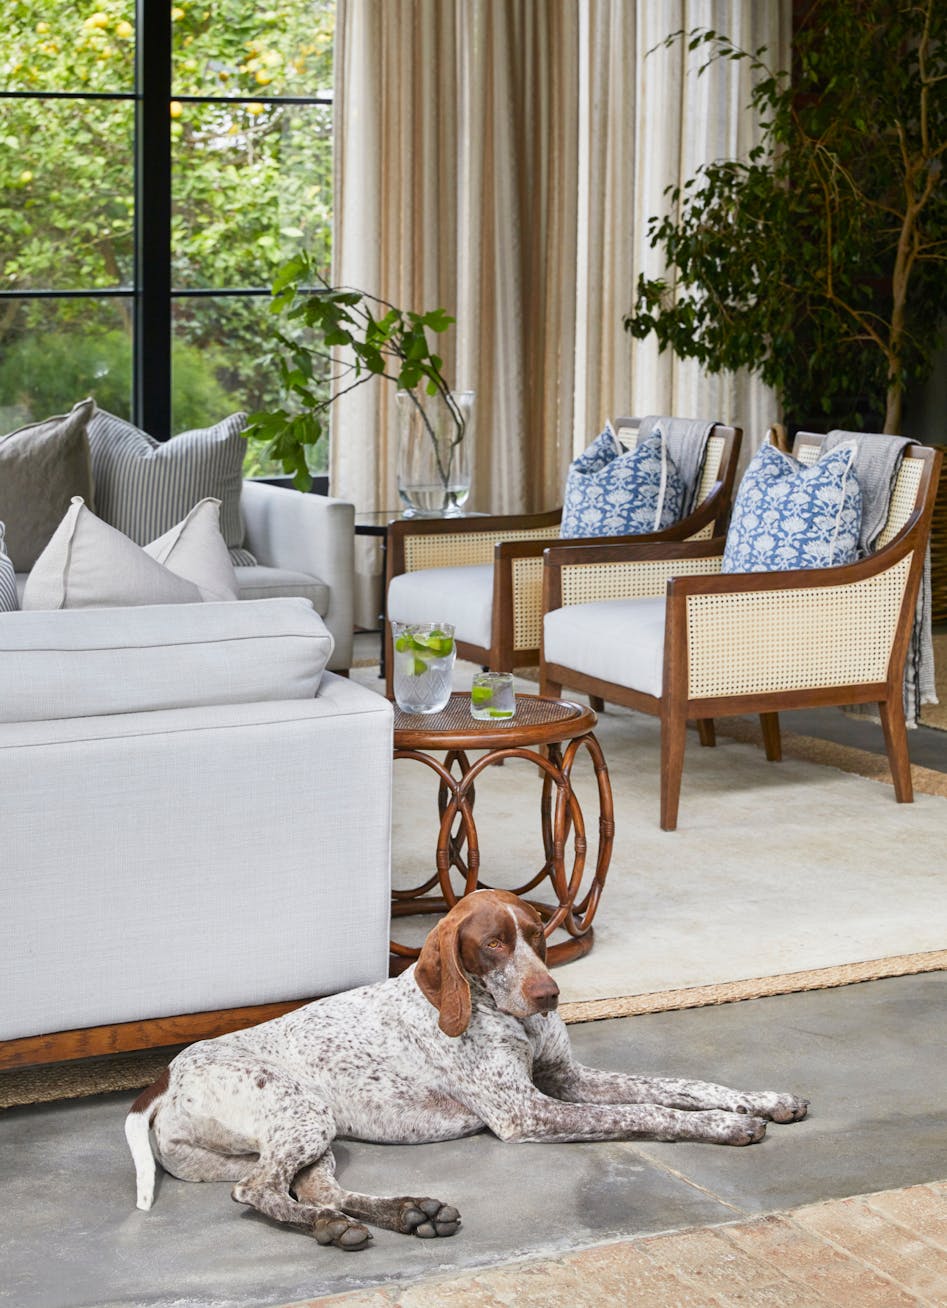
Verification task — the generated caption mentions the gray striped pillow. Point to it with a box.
[0,522,18,612]
[86,409,247,548]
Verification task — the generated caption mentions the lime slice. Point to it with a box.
[429,636,454,656]
[411,656,428,676]
[488,708,513,719]
[395,634,411,653]
[471,686,493,706]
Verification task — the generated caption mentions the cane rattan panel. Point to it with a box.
[404,524,560,573]
[877,457,923,548]
[685,555,912,699]
[561,555,723,606]
[512,554,545,649]
[694,435,724,504]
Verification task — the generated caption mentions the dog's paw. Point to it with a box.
[698,1109,768,1145]
[398,1196,461,1238]
[312,1211,373,1251]
[735,1092,809,1124]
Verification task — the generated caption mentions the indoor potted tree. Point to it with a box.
[625,0,947,434]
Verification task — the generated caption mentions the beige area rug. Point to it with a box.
[365,661,947,1013]
[3,659,945,1111]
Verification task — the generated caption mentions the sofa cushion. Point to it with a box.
[86,406,247,548]
[560,422,686,538]
[387,564,494,650]
[0,596,333,722]
[0,398,95,569]
[23,497,238,610]
[0,523,17,613]
[722,441,863,574]
[235,563,330,615]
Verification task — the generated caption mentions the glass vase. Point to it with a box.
[396,389,475,517]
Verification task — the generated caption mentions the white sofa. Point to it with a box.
[239,481,355,672]
[0,597,393,1067]
[11,480,357,675]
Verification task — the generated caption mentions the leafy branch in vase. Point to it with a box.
[243,251,465,490]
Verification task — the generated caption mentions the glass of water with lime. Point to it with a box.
[391,621,456,714]
[470,671,516,721]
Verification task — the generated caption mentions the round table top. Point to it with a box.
[392,692,597,750]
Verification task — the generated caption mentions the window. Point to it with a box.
[1,0,333,474]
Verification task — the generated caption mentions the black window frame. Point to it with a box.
[0,0,333,442]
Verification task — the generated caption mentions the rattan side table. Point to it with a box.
[391,692,614,971]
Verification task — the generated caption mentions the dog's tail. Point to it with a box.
[124,1068,170,1211]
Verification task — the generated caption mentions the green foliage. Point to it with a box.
[0,0,334,466]
[0,327,233,430]
[625,1,947,432]
[244,251,464,490]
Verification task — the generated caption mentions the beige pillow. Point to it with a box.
[0,398,95,569]
[23,497,239,611]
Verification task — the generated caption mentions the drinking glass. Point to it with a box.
[391,621,456,714]
[470,671,516,721]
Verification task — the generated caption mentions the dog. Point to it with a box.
[125,889,808,1249]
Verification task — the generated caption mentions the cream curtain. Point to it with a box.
[332,0,791,627]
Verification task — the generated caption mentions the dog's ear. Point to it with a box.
[414,913,472,1037]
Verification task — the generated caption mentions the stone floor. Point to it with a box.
[1,973,945,1308]
[296,1182,947,1307]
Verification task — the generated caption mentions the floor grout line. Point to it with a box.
[613,1140,751,1219]
[783,1206,939,1307]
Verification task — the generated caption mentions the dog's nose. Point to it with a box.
[525,974,560,1013]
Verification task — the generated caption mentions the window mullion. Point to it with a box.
[135,0,172,440]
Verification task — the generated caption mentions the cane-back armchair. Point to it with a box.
[540,435,942,831]
[385,418,742,695]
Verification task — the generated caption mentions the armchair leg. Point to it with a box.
[589,695,605,713]
[384,624,394,699]
[696,719,716,747]
[879,698,913,802]
[540,673,561,699]
[660,709,687,832]
[760,712,782,761]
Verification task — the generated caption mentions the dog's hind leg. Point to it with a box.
[229,1104,374,1250]
[293,1152,461,1240]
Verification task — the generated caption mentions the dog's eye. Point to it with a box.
[485,938,502,950]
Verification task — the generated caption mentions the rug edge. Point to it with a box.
[560,949,947,1024]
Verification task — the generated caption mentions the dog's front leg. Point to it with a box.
[472,1084,767,1146]
[539,1062,808,1124]
[531,1021,807,1124]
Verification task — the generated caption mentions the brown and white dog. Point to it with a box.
[126,889,807,1249]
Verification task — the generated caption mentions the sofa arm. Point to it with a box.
[242,481,354,669]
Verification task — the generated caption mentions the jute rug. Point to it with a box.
[3,659,945,1111]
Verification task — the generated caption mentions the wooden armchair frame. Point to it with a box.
[540,438,942,831]
[385,420,742,694]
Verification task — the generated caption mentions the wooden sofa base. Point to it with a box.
[0,999,316,1072]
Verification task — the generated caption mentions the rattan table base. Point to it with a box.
[390,693,614,971]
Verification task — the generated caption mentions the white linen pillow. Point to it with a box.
[22,497,239,611]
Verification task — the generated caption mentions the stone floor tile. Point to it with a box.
[721,1213,920,1307]
[864,1183,947,1250]
[791,1195,947,1304]
[640,1225,831,1307]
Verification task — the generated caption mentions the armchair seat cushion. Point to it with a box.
[544,597,667,696]
[387,564,494,649]
[235,563,330,616]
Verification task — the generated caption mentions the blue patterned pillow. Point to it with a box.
[722,441,862,573]
[560,422,686,538]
